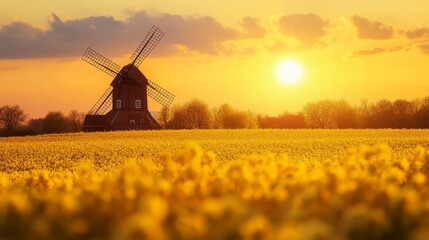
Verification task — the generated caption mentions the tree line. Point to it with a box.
[259,96,429,129]
[0,105,84,136]
[158,99,258,129]
[156,96,429,129]
[1,96,429,136]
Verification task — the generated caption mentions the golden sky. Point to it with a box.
[1,0,429,118]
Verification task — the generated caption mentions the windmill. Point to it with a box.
[81,25,174,131]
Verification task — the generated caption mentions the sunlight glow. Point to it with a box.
[276,60,304,86]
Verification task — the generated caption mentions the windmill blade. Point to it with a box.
[82,47,121,77]
[88,86,113,115]
[147,80,175,107]
[130,25,165,67]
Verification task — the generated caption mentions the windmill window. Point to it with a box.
[130,120,136,125]
[116,100,122,109]
[135,100,141,109]
[140,119,145,124]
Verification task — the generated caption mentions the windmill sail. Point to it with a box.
[82,48,121,76]
[88,86,113,115]
[147,80,175,107]
[130,26,165,67]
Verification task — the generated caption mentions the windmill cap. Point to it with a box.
[110,64,148,86]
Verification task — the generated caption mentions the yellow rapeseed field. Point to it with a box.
[1,129,429,239]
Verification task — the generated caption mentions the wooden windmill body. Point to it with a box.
[81,26,174,131]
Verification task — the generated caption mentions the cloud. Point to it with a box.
[266,41,290,53]
[240,46,256,56]
[0,12,242,59]
[0,66,20,71]
[276,13,328,46]
[0,15,127,59]
[403,27,429,39]
[350,16,394,40]
[351,46,403,58]
[240,16,266,38]
[418,44,429,55]
[128,12,241,55]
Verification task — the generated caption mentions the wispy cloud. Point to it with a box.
[0,66,20,71]
[351,46,403,58]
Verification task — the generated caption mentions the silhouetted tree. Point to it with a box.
[279,112,306,128]
[67,110,85,132]
[43,111,69,133]
[370,99,394,128]
[0,105,27,132]
[335,100,358,128]
[186,99,213,129]
[167,105,186,129]
[213,104,233,129]
[357,98,421,128]
[224,111,247,129]
[168,99,213,129]
[244,111,259,129]
[303,100,338,128]
[357,99,372,128]
[392,99,415,128]
[259,112,305,129]
[303,99,357,128]
[414,96,429,128]
[157,106,171,128]
[28,118,44,134]
[214,104,258,129]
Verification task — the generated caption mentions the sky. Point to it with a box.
[1,0,429,118]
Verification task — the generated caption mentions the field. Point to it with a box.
[1,129,429,239]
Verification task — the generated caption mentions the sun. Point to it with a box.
[275,60,304,85]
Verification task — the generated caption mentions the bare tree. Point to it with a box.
[157,105,171,128]
[303,100,337,128]
[335,100,358,128]
[414,96,429,128]
[358,99,372,128]
[0,105,27,132]
[67,110,85,132]
[371,99,394,128]
[303,99,357,128]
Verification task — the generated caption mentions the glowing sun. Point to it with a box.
[276,60,304,85]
